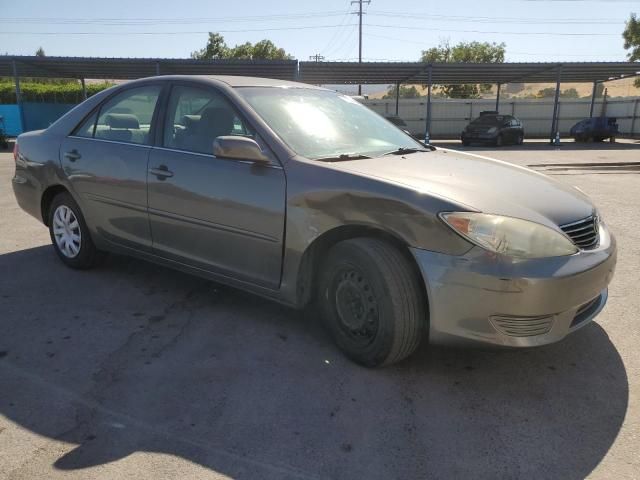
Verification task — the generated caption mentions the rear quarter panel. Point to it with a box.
[12,130,68,223]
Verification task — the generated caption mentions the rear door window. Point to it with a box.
[94,85,162,145]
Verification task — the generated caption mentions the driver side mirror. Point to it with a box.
[213,136,271,164]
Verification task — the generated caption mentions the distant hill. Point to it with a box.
[365,77,640,100]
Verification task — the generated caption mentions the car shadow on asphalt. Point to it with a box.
[0,246,629,479]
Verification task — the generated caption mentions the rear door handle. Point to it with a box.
[149,165,174,179]
[64,150,81,161]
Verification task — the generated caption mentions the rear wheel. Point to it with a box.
[48,192,103,269]
[516,134,524,145]
[319,238,426,367]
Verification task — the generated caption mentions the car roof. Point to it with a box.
[125,75,328,90]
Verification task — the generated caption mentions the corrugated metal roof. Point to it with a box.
[299,61,640,85]
[1,56,638,85]
[0,56,298,80]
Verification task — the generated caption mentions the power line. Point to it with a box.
[360,33,624,62]
[0,24,360,35]
[365,23,620,36]
[368,11,625,25]
[3,11,348,25]
[318,6,354,56]
[3,22,620,37]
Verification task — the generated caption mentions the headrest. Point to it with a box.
[182,115,201,128]
[105,113,139,129]
[200,107,235,128]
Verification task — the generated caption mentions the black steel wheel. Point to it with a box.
[319,238,426,367]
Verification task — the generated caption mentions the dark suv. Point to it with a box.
[461,112,525,147]
[570,117,618,143]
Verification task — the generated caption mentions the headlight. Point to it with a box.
[487,127,498,134]
[440,212,579,258]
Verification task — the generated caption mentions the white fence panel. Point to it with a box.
[362,97,640,138]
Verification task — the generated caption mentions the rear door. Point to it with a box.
[147,83,286,289]
[60,84,164,251]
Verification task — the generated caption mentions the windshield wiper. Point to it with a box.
[314,153,372,162]
[382,147,432,156]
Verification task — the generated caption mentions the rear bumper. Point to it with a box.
[410,223,617,347]
[12,168,44,223]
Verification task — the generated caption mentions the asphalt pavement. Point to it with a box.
[1,140,639,479]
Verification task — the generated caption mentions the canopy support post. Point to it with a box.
[424,64,433,144]
[549,66,562,145]
[589,81,598,118]
[395,82,400,116]
[495,83,501,112]
[12,60,25,134]
[81,78,87,101]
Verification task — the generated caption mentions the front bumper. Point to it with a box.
[410,224,617,347]
[461,132,498,144]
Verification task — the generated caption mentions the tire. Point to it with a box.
[461,138,470,147]
[319,238,426,367]
[48,192,104,269]
[495,134,504,147]
[517,134,524,145]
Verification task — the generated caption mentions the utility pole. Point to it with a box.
[309,54,325,62]
[351,0,370,95]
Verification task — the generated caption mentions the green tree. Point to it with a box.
[562,88,579,98]
[536,87,580,99]
[191,33,293,60]
[622,13,640,87]
[420,41,506,98]
[244,39,292,60]
[191,33,229,60]
[382,85,421,99]
[35,47,45,57]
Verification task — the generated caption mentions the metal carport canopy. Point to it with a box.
[298,61,640,85]
[0,55,299,80]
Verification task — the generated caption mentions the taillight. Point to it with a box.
[13,142,18,162]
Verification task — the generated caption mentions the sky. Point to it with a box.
[1,0,637,63]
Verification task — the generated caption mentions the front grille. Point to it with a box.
[560,215,599,249]
[489,314,554,337]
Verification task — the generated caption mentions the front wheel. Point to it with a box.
[48,192,104,269]
[495,134,504,147]
[319,238,426,367]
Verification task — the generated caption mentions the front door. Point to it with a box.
[60,84,163,251]
[147,84,286,289]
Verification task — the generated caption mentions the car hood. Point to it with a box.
[325,148,594,228]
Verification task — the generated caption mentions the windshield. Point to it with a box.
[236,87,424,160]
[471,115,504,126]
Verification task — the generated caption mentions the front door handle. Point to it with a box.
[149,165,174,180]
[64,150,81,161]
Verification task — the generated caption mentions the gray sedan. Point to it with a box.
[11,76,616,367]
